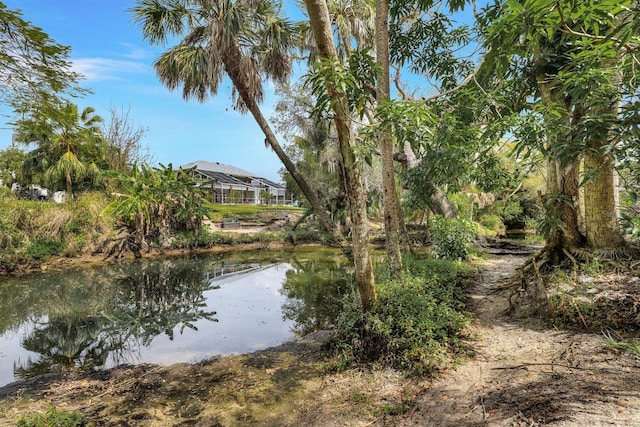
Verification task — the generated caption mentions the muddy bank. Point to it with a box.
[2,238,310,277]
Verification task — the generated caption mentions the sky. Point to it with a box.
[0,0,300,182]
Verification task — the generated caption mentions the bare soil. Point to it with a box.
[2,243,640,426]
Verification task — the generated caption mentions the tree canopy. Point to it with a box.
[0,2,82,106]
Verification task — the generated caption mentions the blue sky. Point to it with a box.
[1,0,300,182]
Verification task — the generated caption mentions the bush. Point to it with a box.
[18,406,86,427]
[328,257,471,376]
[428,216,476,260]
[478,214,506,236]
[27,237,65,259]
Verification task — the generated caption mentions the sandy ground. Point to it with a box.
[402,248,640,426]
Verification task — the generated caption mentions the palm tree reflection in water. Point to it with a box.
[15,259,217,379]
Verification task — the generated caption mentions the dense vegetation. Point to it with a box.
[329,256,472,375]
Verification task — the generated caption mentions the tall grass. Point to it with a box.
[0,191,113,272]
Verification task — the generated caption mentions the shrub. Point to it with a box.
[27,237,65,259]
[428,216,476,260]
[328,257,471,376]
[478,214,506,236]
[0,186,14,199]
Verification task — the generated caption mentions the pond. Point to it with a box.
[0,248,355,387]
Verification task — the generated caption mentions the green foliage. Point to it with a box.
[0,3,82,107]
[17,406,86,427]
[0,146,26,188]
[13,100,106,195]
[478,214,505,236]
[103,163,208,252]
[305,49,379,122]
[328,257,471,376]
[27,237,65,259]
[427,216,476,260]
[389,1,472,90]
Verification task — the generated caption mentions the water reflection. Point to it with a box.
[110,259,218,344]
[280,256,353,335]
[0,250,353,386]
[13,259,220,380]
[16,315,118,378]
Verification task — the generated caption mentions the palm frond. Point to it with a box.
[130,0,192,45]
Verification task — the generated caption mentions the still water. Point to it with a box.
[0,248,353,387]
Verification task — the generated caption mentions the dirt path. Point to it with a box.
[403,245,640,426]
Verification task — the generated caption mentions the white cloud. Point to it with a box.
[71,57,148,81]
[120,42,151,60]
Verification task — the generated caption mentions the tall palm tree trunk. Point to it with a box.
[220,46,348,251]
[304,0,376,310]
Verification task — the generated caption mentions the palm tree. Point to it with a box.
[14,100,105,198]
[130,0,345,247]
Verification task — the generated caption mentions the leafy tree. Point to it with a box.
[304,0,376,309]
[481,0,640,250]
[274,83,355,232]
[0,145,26,188]
[102,106,152,173]
[0,2,82,107]
[130,0,347,249]
[12,100,106,197]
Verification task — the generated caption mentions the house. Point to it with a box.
[182,160,293,205]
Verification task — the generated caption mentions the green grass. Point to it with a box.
[18,406,86,427]
[603,330,640,356]
[204,203,303,221]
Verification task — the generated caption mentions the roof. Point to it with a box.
[257,177,283,188]
[197,170,252,187]
[182,160,256,178]
[182,160,285,189]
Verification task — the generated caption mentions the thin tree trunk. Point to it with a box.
[304,0,376,310]
[375,0,403,277]
[66,172,73,199]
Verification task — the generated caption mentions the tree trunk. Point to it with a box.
[395,141,458,219]
[582,62,624,248]
[537,73,583,248]
[549,159,583,247]
[583,150,623,248]
[375,0,403,277]
[304,0,376,310]
[220,46,349,253]
[65,172,73,199]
